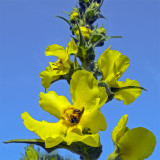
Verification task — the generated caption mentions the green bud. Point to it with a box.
[24,144,39,160]
[97,26,106,35]
[90,26,106,43]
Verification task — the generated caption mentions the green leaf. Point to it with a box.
[111,86,147,93]
[62,11,71,15]
[99,14,108,20]
[95,0,104,12]
[76,23,86,48]
[98,81,114,102]
[56,16,71,27]
[106,36,123,40]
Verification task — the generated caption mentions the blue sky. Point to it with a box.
[0,0,160,159]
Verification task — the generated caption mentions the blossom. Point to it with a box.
[98,46,141,105]
[107,115,156,160]
[40,38,78,90]
[21,70,108,148]
[75,26,92,40]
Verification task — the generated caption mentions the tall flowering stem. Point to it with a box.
[4,0,156,160]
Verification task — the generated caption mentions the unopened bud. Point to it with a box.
[75,26,92,40]
[70,12,79,22]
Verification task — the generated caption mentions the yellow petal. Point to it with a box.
[49,61,71,75]
[21,112,67,148]
[64,131,100,147]
[118,127,156,160]
[40,66,60,90]
[80,109,107,133]
[114,78,141,105]
[45,44,67,60]
[99,87,108,108]
[98,47,129,84]
[66,38,78,55]
[39,91,71,119]
[112,114,128,144]
[70,70,100,110]
[98,46,119,83]
[114,54,129,80]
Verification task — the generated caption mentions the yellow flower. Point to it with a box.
[98,46,141,105]
[107,115,156,160]
[70,12,79,22]
[40,38,78,90]
[22,70,108,148]
[75,26,92,40]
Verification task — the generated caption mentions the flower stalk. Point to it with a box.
[4,0,156,159]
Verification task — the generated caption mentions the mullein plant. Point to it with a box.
[5,0,156,160]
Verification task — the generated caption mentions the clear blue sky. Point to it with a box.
[0,0,160,159]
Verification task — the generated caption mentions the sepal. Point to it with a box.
[98,81,114,102]
[56,16,71,27]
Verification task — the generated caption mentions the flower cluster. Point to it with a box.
[6,0,156,160]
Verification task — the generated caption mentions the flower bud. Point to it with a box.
[70,12,79,22]
[91,27,106,43]
[75,26,92,40]
[97,26,106,35]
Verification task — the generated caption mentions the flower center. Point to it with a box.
[50,59,65,71]
[62,107,84,126]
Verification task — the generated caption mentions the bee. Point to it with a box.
[70,108,84,124]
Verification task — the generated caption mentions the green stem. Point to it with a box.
[82,61,92,71]
[80,154,90,160]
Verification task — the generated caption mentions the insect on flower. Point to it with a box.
[70,108,84,124]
